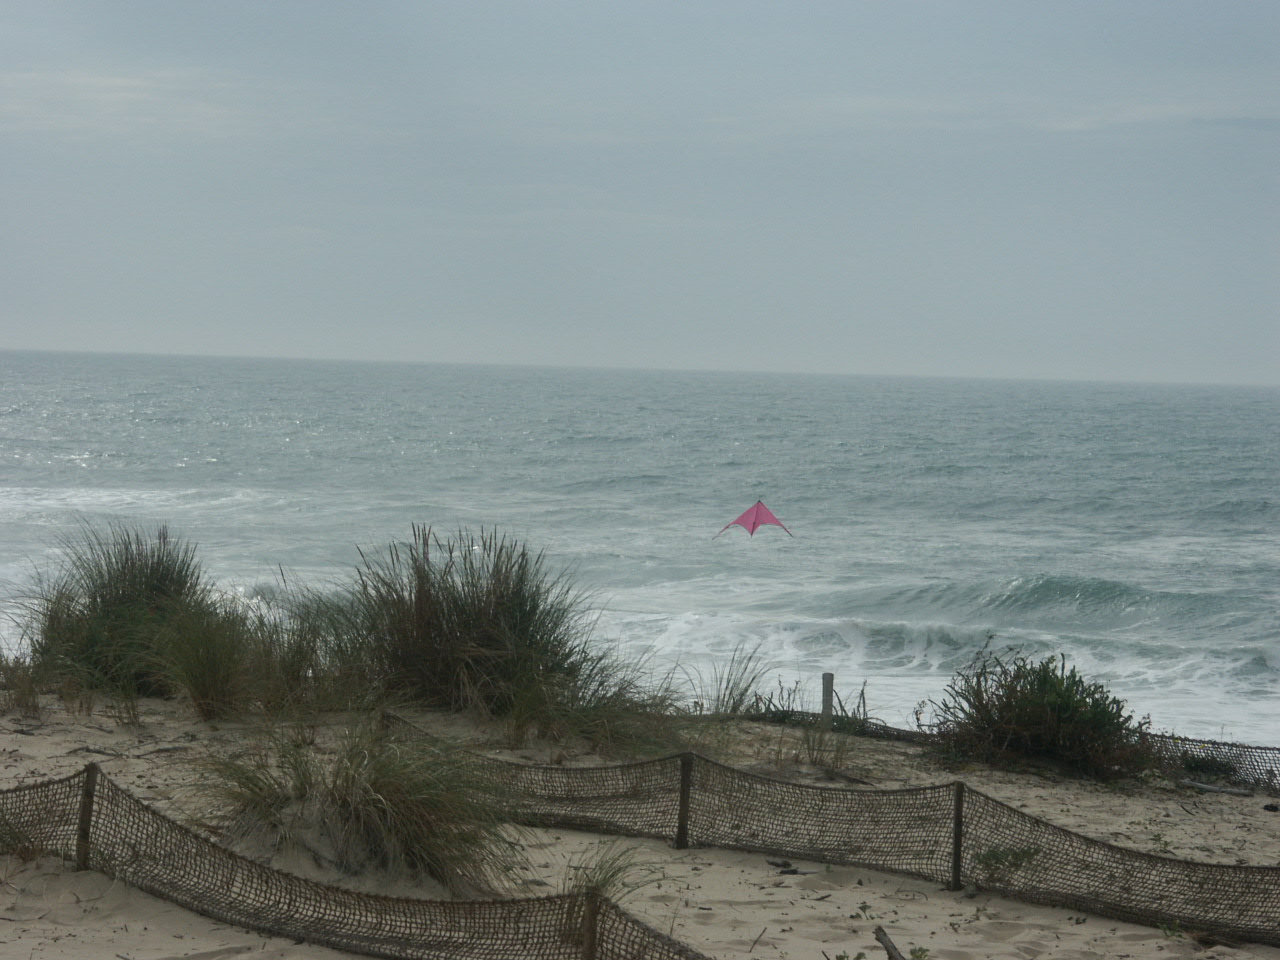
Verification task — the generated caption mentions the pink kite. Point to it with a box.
[715,500,793,538]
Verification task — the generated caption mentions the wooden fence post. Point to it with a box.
[674,753,694,849]
[950,780,964,891]
[821,672,834,728]
[580,892,600,960]
[76,762,99,871]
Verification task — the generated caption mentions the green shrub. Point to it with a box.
[202,719,524,894]
[931,649,1151,778]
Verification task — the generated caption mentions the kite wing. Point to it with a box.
[715,500,794,537]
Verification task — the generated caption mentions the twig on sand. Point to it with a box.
[1178,779,1253,797]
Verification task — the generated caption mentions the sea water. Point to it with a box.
[1,350,1276,743]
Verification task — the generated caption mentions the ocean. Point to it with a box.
[1,350,1276,743]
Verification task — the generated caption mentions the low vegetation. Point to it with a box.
[13,522,678,751]
[200,719,523,894]
[23,523,210,696]
[930,647,1152,778]
[11,523,1164,787]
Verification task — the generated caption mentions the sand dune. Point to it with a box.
[4,698,1280,959]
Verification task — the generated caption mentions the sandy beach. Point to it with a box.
[4,698,1280,960]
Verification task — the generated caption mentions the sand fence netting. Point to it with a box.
[960,788,1280,942]
[0,765,708,960]
[6,719,1280,956]
[1147,732,1280,793]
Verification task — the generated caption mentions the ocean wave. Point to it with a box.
[1196,498,1275,522]
[872,573,1225,625]
[977,573,1154,614]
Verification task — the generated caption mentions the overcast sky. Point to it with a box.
[3,2,1277,385]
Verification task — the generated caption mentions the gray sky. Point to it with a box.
[3,2,1277,385]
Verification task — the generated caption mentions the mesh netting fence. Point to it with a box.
[6,718,1280,956]
[0,765,708,960]
[468,744,1280,947]
[746,709,1280,796]
[1147,732,1280,793]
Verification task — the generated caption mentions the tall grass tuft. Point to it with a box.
[346,526,597,715]
[931,648,1152,779]
[202,719,524,894]
[23,523,215,698]
[150,595,259,720]
[688,641,773,717]
[559,839,666,901]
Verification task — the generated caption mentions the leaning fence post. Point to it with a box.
[674,753,694,849]
[949,781,964,891]
[76,762,100,871]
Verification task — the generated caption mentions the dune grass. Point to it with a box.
[344,525,597,713]
[559,838,666,901]
[18,523,652,732]
[0,652,43,719]
[200,718,525,895]
[23,523,224,701]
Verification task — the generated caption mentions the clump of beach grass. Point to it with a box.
[694,641,774,718]
[18,522,273,719]
[555,839,669,952]
[151,595,272,720]
[15,521,689,751]
[0,652,45,719]
[322,526,603,717]
[930,647,1153,779]
[23,523,219,697]
[200,718,525,895]
[559,839,666,901]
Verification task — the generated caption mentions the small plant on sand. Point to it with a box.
[201,718,524,895]
[694,641,773,717]
[973,845,1041,887]
[559,839,665,902]
[0,815,41,862]
[930,648,1152,778]
[800,723,854,775]
[556,840,666,950]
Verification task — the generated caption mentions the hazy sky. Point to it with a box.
[3,2,1277,384]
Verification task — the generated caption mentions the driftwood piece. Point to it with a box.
[873,925,908,960]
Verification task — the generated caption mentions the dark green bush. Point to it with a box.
[931,648,1151,778]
